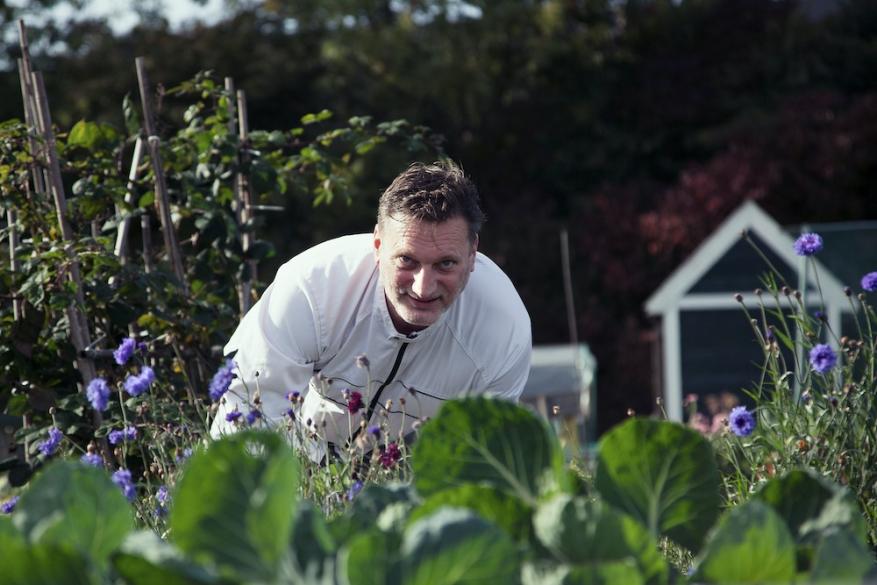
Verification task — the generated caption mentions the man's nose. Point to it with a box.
[411,267,436,298]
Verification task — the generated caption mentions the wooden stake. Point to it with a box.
[146,136,187,287]
[30,71,97,385]
[135,57,187,289]
[236,89,256,314]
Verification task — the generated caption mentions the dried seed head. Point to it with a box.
[627,408,635,417]
[754,288,763,296]
[734,293,744,303]
[399,397,406,406]
[782,286,791,296]
[794,290,802,300]
[552,405,560,416]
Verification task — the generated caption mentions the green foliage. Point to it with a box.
[595,417,722,552]
[411,396,565,504]
[170,431,299,582]
[691,500,796,584]
[0,400,873,584]
[713,236,877,549]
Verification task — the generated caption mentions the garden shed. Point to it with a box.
[520,343,597,447]
[645,200,877,422]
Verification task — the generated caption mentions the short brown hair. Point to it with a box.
[377,161,485,241]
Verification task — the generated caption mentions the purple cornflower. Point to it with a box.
[862,272,877,292]
[108,425,138,445]
[1,496,18,514]
[113,337,137,365]
[794,233,823,256]
[813,310,826,321]
[246,409,262,426]
[809,344,838,374]
[225,408,243,423]
[124,366,155,397]
[86,377,111,412]
[112,469,136,502]
[728,406,756,437]
[80,452,103,467]
[284,408,295,419]
[175,448,192,463]
[367,425,381,438]
[347,480,364,501]
[154,485,170,517]
[38,427,63,457]
[347,391,364,414]
[379,442,402,469]
[286,390,301,402]
[209,359,236,402]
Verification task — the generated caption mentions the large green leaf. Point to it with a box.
[407,484,533,544]
[13,460,134,569]
[340,529,401,585]
[594,418,721,551]
[0,530,95,585]
[112,530,223,585]
[809,528,876,583]
[522,560,645,585]
[412,397,563,504]
[400,507,521,585]
[754,469,866,543]
[532,495,668,585]
[288,501,338,583]
[170,431,300,583]
[692,500,796,584]
[330,482,416,546]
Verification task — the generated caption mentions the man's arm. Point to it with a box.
[482,336,532,401]
[211,266,320,435]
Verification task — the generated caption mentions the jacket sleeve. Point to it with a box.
[482,325,532,401]
[211,266,320,436]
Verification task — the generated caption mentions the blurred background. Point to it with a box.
[3,0,876,434]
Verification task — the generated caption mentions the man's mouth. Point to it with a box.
[405,294,440,308]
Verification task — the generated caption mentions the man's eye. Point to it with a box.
[398,256,415,267]
[439,260,457,270]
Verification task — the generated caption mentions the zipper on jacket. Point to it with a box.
[349,341,408,443]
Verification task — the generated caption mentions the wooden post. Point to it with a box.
[30,71,97,385]
[16,55,47,196]
[135,58,187,289]
[236,89,256,314]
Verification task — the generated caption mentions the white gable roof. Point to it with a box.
[644,200,848,316]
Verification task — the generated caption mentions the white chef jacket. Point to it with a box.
[211,233,532,459]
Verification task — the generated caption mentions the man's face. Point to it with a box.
[374,215,478,334]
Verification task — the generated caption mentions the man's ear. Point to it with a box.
[469,234,479,272]
[373,224,382,260]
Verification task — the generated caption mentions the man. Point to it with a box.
[212,161,532,460]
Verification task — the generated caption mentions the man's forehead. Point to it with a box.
[381,216,471,252]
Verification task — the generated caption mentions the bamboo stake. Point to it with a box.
[135,58,187,288]
[114,136,145,263]
[17,24,47,196]
[145,136,187,287]
[7,210,21,320]
[236,89,256,314]
[30,71,97,385]
[224,77,247,315]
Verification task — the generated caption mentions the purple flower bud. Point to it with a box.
[112,469,136,502]
[809,344,837,374]
[1,496,19,514]
[728,406,756,437]
[80,453,103,467]
[794,233,823,256]
[209,359,236,402]
[113,337,137,365]
[38,427,63,457]
[86,378,110,411]
[861,271,877,293]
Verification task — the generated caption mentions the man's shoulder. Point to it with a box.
[451,253,531,346]
[277,233,374,280]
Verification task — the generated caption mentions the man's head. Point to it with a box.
[374,161,485,334]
